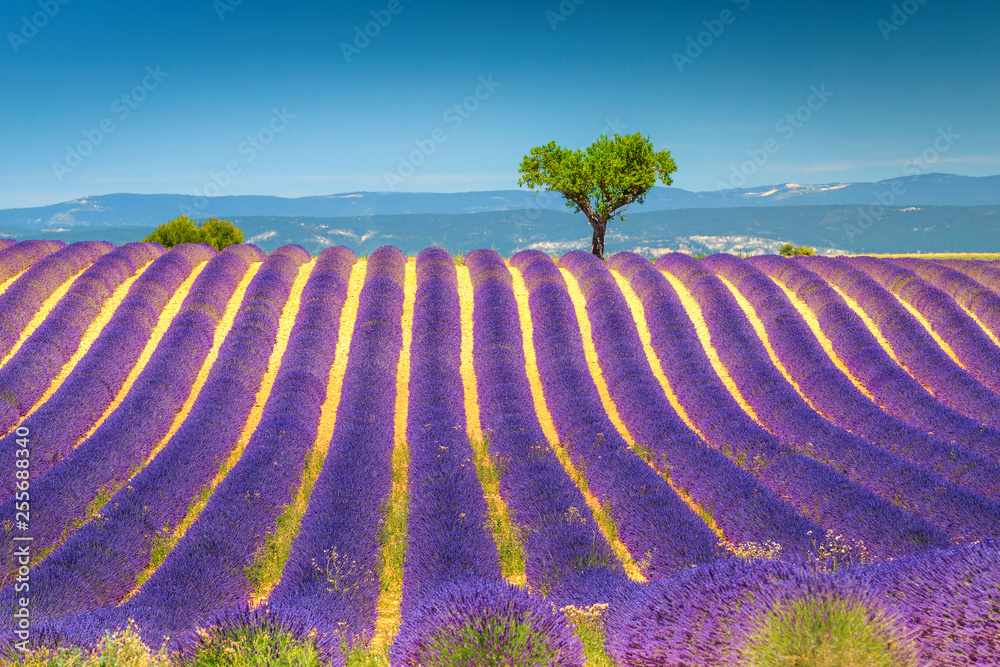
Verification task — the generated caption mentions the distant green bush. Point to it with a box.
[778,243,816,257]
[143,215,243,251]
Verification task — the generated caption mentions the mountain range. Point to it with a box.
[1,173,998,256]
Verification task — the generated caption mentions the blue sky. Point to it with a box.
[1,0,998,208]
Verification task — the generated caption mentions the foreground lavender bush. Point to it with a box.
[173,604,342,667]
[391,581,584,667]
[860,540,1000,666]
[606,559,917,667]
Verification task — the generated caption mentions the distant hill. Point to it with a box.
[1,173,998,255]
[4,205,996,257]
[3,173,1000,230]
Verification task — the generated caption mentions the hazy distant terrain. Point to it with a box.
[1,173,998,255]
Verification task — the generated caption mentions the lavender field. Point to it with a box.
[1,239,998,666]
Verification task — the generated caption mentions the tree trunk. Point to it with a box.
[590,221,607,260]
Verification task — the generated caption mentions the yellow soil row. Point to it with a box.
[0,264,92,369]
[33,261,262,569]
[6,258,158,438]
[657,269,765,425]
[508,266,648,583]
[72,262,210,448]
[0,268,30,296]
[455,265,527,588]
[714,275,828,419]
[559,268,732,552]
[821,280,941,396]
[766,276,880,403]
[125,259,317,599]
[251,258,369,606]
[370,259,417,653]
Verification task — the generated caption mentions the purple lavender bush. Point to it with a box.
[606,558,917,667]
[391,580,584,667]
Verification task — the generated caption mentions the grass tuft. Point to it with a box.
[562,604,613,667]
[743,595,918,667]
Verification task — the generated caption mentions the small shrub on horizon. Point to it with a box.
[778,243,816,257]
[143,215,243,251]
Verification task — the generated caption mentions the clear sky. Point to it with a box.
[1,0,998,208]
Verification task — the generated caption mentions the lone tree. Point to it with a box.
[517,132,677,259]
[143,215,244,251]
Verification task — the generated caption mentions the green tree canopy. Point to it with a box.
[517,132,677,259]
[778,243,816,257]
[143,215,244,251]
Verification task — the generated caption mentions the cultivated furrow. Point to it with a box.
[658,253,1000,543]
[707,254,1000,500]
[511,250,723,579]
[1,246,307,622]
[799,256,1000,429]
[751,255,1000,460]
[465,249,627,607]
[610,252,947,560]
[846,256,1000,393]
[117,247,354,641]
[268,246,406,649]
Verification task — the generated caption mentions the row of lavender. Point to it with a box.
[606,539,999,666]
[1,244,306,626]
[0,243,216,496]
[610,252,949,559]
[1,241,998,661]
